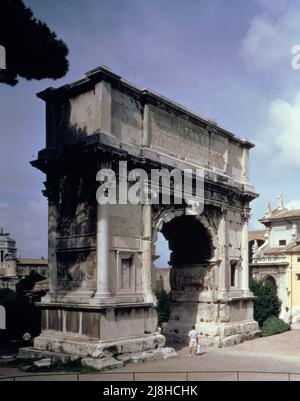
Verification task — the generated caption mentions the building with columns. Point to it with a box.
[250,197,300,327]
[0,228,48,292]
[24,66,259,367]
[0,228,17,268]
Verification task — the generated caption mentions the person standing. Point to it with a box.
[188,325,199,357]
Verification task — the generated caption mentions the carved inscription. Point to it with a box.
[150,108,226,170]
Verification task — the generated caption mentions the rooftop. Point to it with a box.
[260,208,300,224]
[17,258,48,266]
[249,230,266,242]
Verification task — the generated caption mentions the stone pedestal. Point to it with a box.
[165,264,259,347]
[22,302,177,367]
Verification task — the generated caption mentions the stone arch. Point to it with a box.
[152,207,185,242]
[248,239,265,263]
[152,208,221,342]
[152,207,218,257]
[264,275,278,291]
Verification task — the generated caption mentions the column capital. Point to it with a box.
[241,210,251,223]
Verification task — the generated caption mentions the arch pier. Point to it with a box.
[22,66,259,365]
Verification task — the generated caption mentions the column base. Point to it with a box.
[18,302,177,372]
[43,290,95,304]
[19,334,177,372]
[90,293,114,305]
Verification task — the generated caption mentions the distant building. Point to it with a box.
[0,228,17,268]
[0,228,48,291]
[154,267,171,293]
[250,196,300,326]
[0,256,48,291]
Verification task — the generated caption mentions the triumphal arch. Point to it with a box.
[25,66,259,366]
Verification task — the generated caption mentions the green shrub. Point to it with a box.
[250,279,281,327]
[261,316,290,337]
[155,289,171,325]
[0,288,41,339]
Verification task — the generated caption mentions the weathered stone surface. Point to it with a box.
[82,312,101,339]
[66,311,79,334]
[32,333,159,358]
[198,322,220,338]
[91,347,111,359]
[219,324,242,338]
[33,358,52,368]
[160,347,177,359]
[240,322,259,334]
[241,331,261,342]
[154,333,166,348]
[82,357,124,372]
[220,335,242,347]
[116,348,177,365]
[19,347,80,364]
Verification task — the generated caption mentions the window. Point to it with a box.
[0,251,3,263]
[296,274,300,281]
[230,261,238,288]
[297,256,300,263]
[279,240,287,246]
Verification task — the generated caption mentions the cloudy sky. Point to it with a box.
[1,0,300,265]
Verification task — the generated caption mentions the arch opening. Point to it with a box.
[154,213,216,343]
[264,275,277,291]
[160,215,213,267]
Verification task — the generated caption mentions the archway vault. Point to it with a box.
[161,215,213,266]
[152,206,219,252]
[152,207,221,343]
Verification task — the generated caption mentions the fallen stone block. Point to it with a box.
[241,330,261,342]
[220,334,242,347]
[91,346,111,359]
[141,350,164,362]
[160,347,177,359]
[19,347,79,364]
[33,358,52,368]
[20,365,32,372]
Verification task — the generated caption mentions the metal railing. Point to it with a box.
[0,370,299,381]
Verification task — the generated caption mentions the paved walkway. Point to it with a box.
[2,330,300,381]
[106,330,300,381]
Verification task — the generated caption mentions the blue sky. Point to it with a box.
[1,0,300,266]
